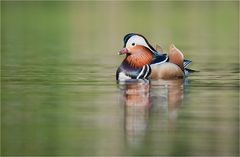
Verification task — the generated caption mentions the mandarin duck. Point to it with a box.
[116,33,192,81]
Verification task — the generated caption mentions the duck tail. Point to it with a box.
[183,59,191,68]
[185,68,199,73]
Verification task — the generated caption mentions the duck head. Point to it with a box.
[119,33,157,68]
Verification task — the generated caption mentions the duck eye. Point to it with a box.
[131,43,136,46]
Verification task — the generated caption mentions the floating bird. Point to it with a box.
[116,33,192,81]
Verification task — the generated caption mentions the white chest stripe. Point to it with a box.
[143,65,150,78]
[136,65,145,79]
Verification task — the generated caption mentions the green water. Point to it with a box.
[1,1,239,156]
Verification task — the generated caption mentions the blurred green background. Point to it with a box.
[1,1,239,156]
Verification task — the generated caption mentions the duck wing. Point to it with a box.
[151,53,168,65]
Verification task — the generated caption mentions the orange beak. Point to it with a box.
[118,48,129,55]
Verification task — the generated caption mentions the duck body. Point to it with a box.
[116,33,192,81]
[150,62,184,79]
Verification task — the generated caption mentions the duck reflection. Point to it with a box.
[118,79,185,146]
[151,79,184,132]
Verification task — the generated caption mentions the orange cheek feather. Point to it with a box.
[126,46,153,68]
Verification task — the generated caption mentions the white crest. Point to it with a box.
[126,35,154,52]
